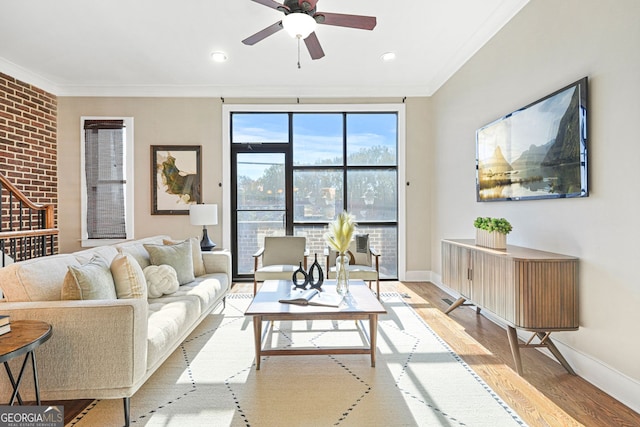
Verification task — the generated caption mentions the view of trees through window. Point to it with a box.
[231,112,398,280]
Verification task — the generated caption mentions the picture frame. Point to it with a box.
[476,77,588,202]
[151,145,202,215]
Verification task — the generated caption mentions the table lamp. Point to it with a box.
[189,204,218,251]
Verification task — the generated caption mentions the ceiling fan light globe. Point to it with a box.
[282,13,316,38]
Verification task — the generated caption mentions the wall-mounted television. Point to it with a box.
[476,77,588,202]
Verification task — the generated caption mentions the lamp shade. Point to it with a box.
[189,204,218,226]
[282,13,316,39]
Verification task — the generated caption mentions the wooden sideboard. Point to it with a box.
[441,239,579,375]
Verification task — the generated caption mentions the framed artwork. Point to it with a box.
[151,145,202,215]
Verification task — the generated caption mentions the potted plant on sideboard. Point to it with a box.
[473,217,512,250]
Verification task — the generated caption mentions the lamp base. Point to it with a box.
[200,227,216,252]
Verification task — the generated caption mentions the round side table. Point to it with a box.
[0,320,52,405]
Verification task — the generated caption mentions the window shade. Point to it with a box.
[84,119,126,239]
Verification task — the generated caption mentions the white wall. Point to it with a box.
[58,97,224,252]
[430,0,640,411]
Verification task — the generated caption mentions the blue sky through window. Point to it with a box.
[233,112,397,177]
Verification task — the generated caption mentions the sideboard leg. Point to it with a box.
[537,332,576,375]
[444,297,467,314]
[507,326,523,375]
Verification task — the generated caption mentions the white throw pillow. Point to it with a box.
[144,265,180,298]
[111,253,147,299]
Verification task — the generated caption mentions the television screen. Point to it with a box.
[476,77,588,202]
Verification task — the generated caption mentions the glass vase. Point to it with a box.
[335,253,349,295]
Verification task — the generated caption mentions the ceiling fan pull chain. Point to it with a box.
[297,36,302,69]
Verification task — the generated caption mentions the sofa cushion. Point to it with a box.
[62,256,118,300]
[0,254,80,301]
[111,253,147,299]
[74,245,119,265]
[144,241,195,285]
[144,265,179,298]
[163,237,206,277]
[146,295,201,369]
[171,273,229,311]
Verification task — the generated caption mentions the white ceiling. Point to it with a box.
[0,0,528,98]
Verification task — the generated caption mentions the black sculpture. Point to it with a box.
[292,261,310,289]
[308,253,324,290]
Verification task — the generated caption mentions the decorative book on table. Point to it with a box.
[279,289,344,308]
[0,315,10,336]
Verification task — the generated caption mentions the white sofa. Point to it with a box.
[0,235,231,426]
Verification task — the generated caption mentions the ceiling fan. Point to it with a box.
[242,0,377,61]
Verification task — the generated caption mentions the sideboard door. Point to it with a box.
[442,241,473,300]
[472,250,516,324]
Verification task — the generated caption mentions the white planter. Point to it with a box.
[475,229,507,250]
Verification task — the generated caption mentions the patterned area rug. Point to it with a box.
[68,293,527,426]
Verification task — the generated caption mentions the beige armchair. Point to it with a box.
[252,236,308,295]
[326,235,380,298]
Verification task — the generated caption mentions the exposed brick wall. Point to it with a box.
[0,72,58,234]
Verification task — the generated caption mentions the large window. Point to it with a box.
[230,110,400,280]
[80,117,134,246]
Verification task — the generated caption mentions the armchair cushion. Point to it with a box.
[254,264,300,281]
[352,234,372,266]
[252,236,307,294]
[327,235,375,268]
[260,236,307,267]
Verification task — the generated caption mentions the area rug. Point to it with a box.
[68,293,527,426]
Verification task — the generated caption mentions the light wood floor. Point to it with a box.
[238,281,640,427]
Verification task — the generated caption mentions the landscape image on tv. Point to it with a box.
[476,78,588,202]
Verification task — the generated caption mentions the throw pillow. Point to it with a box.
[350,234,372,266]
[110,253,147,299]
[61,255,117,300]
[163,237,206,277]
[117,245,151,270]
[144,240,195,285]
[143,265,179,298]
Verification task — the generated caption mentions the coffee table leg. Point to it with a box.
[369,314,378,367]
[253,316,262,370]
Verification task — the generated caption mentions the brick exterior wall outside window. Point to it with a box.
[0,72,58,232]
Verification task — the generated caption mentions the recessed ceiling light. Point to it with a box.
[211,51,228,63]
[381,52,396,62]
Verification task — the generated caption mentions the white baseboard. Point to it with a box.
[402,270,431,282]
[421,272,640,414]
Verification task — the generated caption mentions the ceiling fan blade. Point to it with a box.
[314,12,377,30]
[242,21,284,45]
[249,0,289,12]
[304,32,325,60]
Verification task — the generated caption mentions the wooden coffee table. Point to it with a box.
[245,280,386,369]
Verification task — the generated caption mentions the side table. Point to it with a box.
[0,320,53,405]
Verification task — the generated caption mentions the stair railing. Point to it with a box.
[0,172,58,267]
